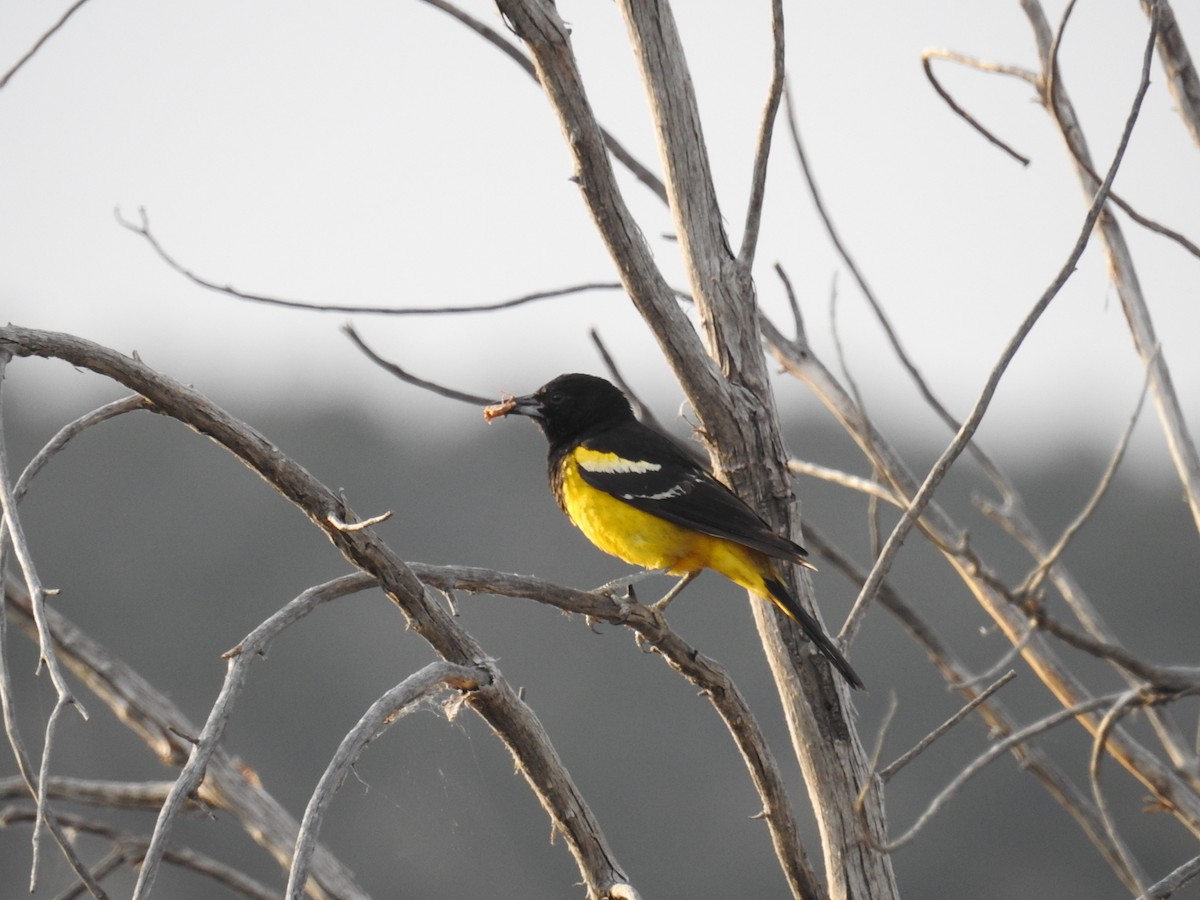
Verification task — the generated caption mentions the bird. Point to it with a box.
[484,372,863,690]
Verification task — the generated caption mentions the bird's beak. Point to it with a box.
[482,391,543,423]
[507,393,544,419]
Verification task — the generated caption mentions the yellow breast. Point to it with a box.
[558,453,772,596]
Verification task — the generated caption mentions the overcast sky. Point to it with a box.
[3,0,1197,464]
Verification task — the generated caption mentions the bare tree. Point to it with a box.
[2,1,1199,899]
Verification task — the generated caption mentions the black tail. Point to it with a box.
[764,577,865,691]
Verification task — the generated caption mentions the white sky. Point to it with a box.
[2,0,1197,465]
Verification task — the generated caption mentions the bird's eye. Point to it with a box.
[548,391,566,405]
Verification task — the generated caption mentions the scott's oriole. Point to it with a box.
[486,373,863,690]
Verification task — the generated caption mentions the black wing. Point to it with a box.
[575,422,808,563]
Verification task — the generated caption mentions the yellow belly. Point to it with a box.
[559,456,771,596]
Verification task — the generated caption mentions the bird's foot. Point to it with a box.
[592,568,667,601]
[649,571,699,613]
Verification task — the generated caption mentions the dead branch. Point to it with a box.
[736,0,785,277]
[871,691,1136,852]
[1137,852,1200,900]
[879,671,1017,782]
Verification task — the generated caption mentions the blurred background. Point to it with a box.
[2,0,1199,897]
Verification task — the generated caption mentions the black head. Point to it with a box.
[506,373,635,448]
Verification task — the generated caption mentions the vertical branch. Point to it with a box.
[736,0,786,277]
[610,4,897,898]
[0,352,97,894]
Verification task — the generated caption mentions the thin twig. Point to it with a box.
[1019,361,1153,598]
[781,79,1015,511]
[828,273,888,557]
[118,203,624,315]
[869,692,1127,852]
[958,623,1036,690]
[13,396,152,502]
[588,329,685,448]
[787,459,901,507]
[0,0,93,90]
[342,324,493,405]
[920,49,1036,165]
[0,776,174,809]
[0,354,81,713]
[1030,612,1198,690]
[772,263,807,345]
[1043,1,1200,260]
[1141,0,1200,150]
[880,671,1017,781]
[1090,690,1150,897]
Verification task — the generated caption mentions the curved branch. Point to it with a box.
[287,661,487,899]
